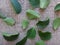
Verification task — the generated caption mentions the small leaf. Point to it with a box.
[29,0,40,8]
[27,27,36,39]
[54,4,60,11]
[4,17,16,26]
[10,0,22,14]
[40,0,50,9]
[16,36,27,45]
[22,20,29,29]
[36,19,49,29]
[26,9,40,20]
[0,12,6,19]
[53,18,60,30]
[2,32,19,41]
[38,31,51,41]
[36,40,45,45]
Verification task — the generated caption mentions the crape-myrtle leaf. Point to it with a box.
[22,20,29,29]
[4,17,16,26]
[16,36,27,45]
[40,0,50,9]
[29,0,40,8]
[27,27,36,39]
[53,18,60,30]
[26,9,40,20]
[36,40,45,45]
[36,19,49,29]
[10,0,22,14]
[0,12,6,19]
[38,31,51,41]
[54,4,60,11]
[2,32,19,41]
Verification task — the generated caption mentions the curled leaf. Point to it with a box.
[16,36,27,45]
[38,31,51,41]
[36,19,49,29]
[26,9,40,20]
[53,18,60,30]
[40,0,50,9]
[54,4,60,11]
[22,20,29,29]
[4,17,16,26]
[27,27,36,39]
[10,0,22,14]
[29,0,40,8]
[2,32,19,41]
[36,40,45,45]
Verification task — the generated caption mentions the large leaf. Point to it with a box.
[2,32,19,41]
[40,0,50,9]
[10,0,22,14]
[3,17,16,26]
[54,4,60,11]
[27,27,36,39]
[26,9,40,20]
[53,18,60,30]
[38,31,51,41]
[36,40,45,45]
[21,20,29,29]
[29,0,40,8]
[36,19,49,29]
[16,36,27,45]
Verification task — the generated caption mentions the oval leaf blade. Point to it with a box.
[27,27,36,39]
[10,0,22,14]
[29,0,40,8]
[26,9,40,20]
[36,40,45,45]
[40,0,50,9]
[16,36,27,45]
[53,18,60,30]
[38,31,51,41]
[36,19,49,29]
[54,4,60,11]
[21,20,29,30]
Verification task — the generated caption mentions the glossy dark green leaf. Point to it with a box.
[2,32,19,41]
[53,18,60,30]
[26,9,40,20]
[36,40,45,45]
[16,36,27,45]
[40,0,50,9]
[4,17,16,26]
[38,31,51,41]
[22,20,29,29]
[10,0,22,14]
[54,4,60,11]
[36,19,49,29]
[27,27,36,39]
[29,0,40,8]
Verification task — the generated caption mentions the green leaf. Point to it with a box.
[10,0,22,14]
[36,19,49,29]
[0,12,6,19]
[2,32,19,41]
[29,0,40,8]
[27,27,36,39]
[53,18,60,30]
[26,9,40,20]
[40,0,50,9]
[38,31,51,41]
[36,40,45,45]
[3,17,16,26]
[16,36,27,45]
[22,20,29,29]
[54,4,60,11]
